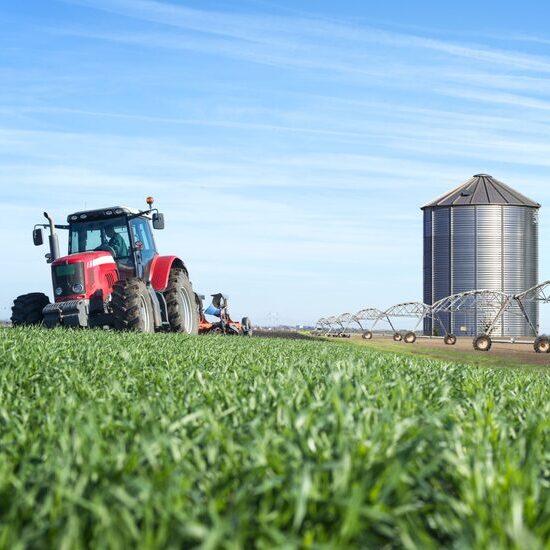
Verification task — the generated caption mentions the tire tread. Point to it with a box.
[111,278,153,331]
[11,293,50,326]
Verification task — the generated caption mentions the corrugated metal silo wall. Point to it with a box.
[475,206,504,335]
[451,208,476,335]
[502,207,538,335]
[432,208,451,334]
[423,209,432,334]
[423,205,538,337]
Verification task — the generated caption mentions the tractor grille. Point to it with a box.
[52,262,85,298]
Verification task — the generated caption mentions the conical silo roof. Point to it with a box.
[422,174,540,209]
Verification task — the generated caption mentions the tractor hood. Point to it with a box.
[51,251,117,302]
[52,250,116,269]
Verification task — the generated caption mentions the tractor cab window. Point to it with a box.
[130,217,157,264]
[69,218,132,261]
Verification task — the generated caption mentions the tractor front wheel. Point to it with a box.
[112,278,155,332]
[165,269,199,334]
[11,293,50,326]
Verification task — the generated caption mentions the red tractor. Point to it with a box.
[196,293,252,336]
[11,198,199,333]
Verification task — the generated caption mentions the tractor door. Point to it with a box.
[130,217,158,280]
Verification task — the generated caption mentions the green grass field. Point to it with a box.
[1,328,550,549]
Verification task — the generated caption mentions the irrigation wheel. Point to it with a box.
[393,332,402,342]
[534,335,550,353]
[362,331,373,340]
[404,331,417,344]
[473,334,492,352]
[444,334,457,346]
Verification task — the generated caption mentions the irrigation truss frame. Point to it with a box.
[514,280,550,335]
[372,302,431,342]
[315,279,550,352]
[333,313,355,337]
[429,289,515,337]
[352,308,386,339]
[321,315,339,336]
[313,317,330,334]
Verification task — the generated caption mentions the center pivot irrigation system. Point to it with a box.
[10,198,252,336]
[316,283,550,353]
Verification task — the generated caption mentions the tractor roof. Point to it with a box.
[67,206,151,223]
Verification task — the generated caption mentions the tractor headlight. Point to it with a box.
[55,287,63,296]
[72,283,84,294]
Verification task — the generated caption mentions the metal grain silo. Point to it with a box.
[422,174,540,337]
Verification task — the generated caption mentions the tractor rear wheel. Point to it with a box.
[112,278,155,332]
[241,317,253,336]
[11,293,50,326]
[165,269,199,334]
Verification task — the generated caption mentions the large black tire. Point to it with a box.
[362,331,373,340]
[473,334,492,352]
[11,293,50,326]
[164,269,199,334]
[393,333,402,342]
[241,317,253,336]
[404,331,417,344]
[534,335,550,353]
[112,278,155,332]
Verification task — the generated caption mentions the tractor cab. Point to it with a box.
[67,206,163,280]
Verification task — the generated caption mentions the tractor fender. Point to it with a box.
[149,256,188,292]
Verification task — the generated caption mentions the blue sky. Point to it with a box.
[2,0,550,327]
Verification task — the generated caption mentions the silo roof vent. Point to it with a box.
[422,174,540,209]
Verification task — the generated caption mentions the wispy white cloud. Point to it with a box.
[63,0,550,74]
[436,86,550,112]
[48,0,550,135]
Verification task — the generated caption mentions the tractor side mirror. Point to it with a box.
[33,228,44,246]
[152,213,165,230]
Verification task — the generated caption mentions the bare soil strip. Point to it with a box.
[342,334,550,369]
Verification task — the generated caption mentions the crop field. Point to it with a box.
[1,328,550,548]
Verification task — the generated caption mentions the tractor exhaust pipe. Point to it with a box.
[44,212,60,262]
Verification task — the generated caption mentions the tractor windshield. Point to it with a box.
[69,217,131,261]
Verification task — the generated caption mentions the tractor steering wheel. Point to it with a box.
[94,244,116,257]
